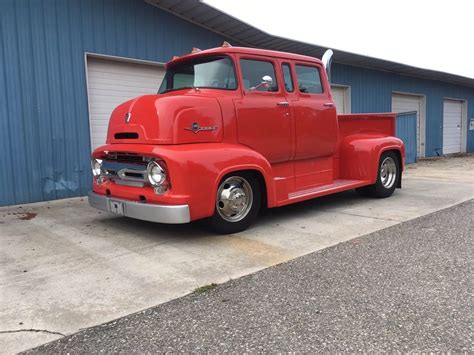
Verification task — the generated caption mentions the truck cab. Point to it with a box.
[88,44,404,233]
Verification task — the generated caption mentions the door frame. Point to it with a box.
[331,84,351,114]
[443,97,468,154]
[392,91,426,158]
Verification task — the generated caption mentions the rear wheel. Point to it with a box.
[208,172,262,234]
[356,151,400,198]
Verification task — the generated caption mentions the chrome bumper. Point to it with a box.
[88,192,190,224]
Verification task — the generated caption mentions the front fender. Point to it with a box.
[339,134,404,183]
[93,143,275,220]
[164,143,276,219]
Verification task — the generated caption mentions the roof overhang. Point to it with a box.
[147,0,474,88]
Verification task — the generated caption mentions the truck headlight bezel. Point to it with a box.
[147,160,167,186]
[91,159,103,177]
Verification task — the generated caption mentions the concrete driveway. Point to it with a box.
[1,155,473,354]
[25,200,474,353]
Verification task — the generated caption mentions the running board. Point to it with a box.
[280,179,370,206]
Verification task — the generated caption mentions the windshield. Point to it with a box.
[158,56,237,93]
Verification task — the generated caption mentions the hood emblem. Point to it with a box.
[185,122,217,134]
[124,112,132,123]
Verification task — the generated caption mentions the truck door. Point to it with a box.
[234,57,292,164]
[292,63,338,160]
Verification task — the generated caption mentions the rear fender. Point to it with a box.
[339,135,404,184]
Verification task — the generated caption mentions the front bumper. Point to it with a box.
[88,192,190,224]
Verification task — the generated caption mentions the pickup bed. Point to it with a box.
[88,44,404,233]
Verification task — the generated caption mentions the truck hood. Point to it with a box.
[106,94,223,145]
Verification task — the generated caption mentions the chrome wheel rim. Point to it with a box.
[216,176,253,222]
[380,157,397,189]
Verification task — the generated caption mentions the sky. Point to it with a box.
[204,0,474,79]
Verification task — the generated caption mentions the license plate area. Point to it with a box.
[109,199,124,215]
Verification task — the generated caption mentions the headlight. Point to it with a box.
[91,159,103,177]
[147,161,166,186]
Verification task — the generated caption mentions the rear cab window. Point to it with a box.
[295,64,323,94]
[240,59,278,93]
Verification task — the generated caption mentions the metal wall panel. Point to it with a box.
[1,0,474,206]
[332,63,474,157]
[0,0,232,206]
[396,112,418,164]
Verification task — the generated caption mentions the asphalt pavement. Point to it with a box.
[25,199,473,353]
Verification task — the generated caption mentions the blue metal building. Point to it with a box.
[1,0,473,206]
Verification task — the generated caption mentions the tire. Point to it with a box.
[356,151,400,198]
[208,172,262,234]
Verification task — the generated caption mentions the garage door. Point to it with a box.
[331,86,349,114]
[443,99,463,154]
[392,93,423,156]
[87,57,165,149]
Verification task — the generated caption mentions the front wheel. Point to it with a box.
[356,151,400,198]
[208,173,262,234]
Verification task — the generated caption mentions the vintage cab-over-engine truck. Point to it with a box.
[88,44,404,233]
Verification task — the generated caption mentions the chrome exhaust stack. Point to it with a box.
[322,49,334,83]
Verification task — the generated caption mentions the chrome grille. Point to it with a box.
[102,155,149,186]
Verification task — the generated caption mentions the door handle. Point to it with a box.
[323,102,334,107]
[277,101,289,107]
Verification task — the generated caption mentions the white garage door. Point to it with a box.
[443,99,463,154]
[87,57,165,149]
[392,93,423,156]
[331,86,349,114]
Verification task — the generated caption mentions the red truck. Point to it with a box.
[88,43,404,233]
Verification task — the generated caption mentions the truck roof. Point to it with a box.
[167,46,322,67]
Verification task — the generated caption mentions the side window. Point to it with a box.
[240,59,278,92]
[295,65,323,94]
[282,63,294,92]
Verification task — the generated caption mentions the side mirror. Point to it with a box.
[262,75,273,86]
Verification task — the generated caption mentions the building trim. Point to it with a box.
[392,91,427,158]
[331,84,351,114]
[85,52,166,67]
